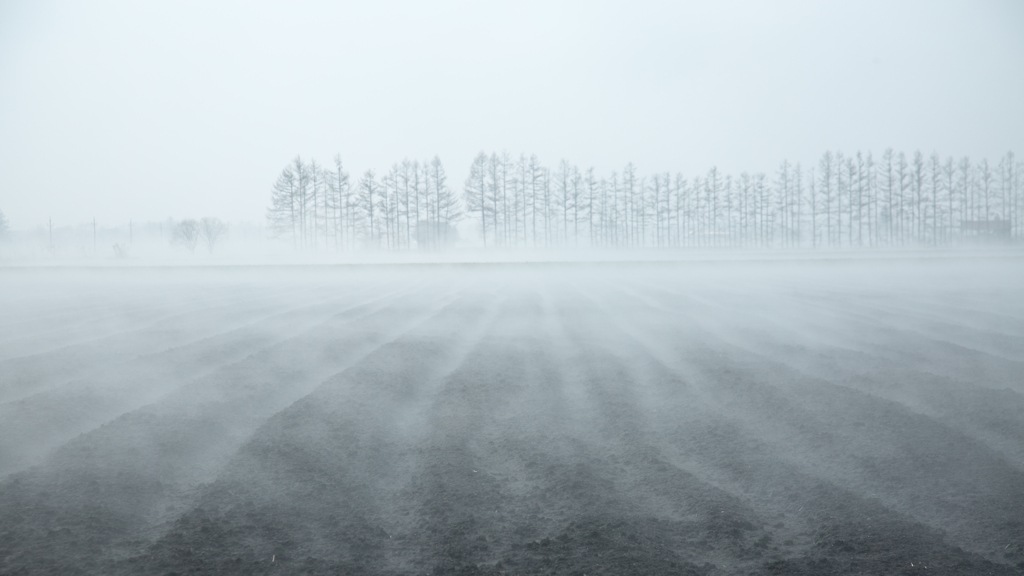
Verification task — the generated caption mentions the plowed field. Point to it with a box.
[1,259,1022,575]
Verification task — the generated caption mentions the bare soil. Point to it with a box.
[1,261,1022,575]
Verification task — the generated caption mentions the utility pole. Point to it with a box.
[130,219,133,244]
[48,218,53,253]
[93,217,97,253]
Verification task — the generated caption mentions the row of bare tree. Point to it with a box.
[465,150,1021,249]
[266,150,1021,251]
[266,155,461,251]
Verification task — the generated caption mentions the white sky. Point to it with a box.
[1,0,1022,229]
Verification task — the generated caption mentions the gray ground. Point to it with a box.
[1,258,1022,575]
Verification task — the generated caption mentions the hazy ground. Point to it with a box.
[1,257,1022,575]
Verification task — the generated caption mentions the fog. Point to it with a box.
[1,1,1022,230]
[2,1,1024,574]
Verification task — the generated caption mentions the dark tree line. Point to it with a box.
[267,150,1021,251]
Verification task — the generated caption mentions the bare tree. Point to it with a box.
[818,152,834,247]
[955,157,971,236]
[200,217,228,253]
[622,163,637,247]
[793,163,804,247]
[896,152,910,244]
[267,166,297,247]
[426,156,461,249]
[845,156,857,246]
[290,157,311,249]
[912,151,925,243]
[943,157,956,244]
[327,155,351,250]
[486,154,503,246]
[570,165,584,247]
[0,209,9,241]
[380,166,397,250]
[881,148,895,244]
[978,159,993,221]
[774,161,790,247]
[310,159,322,250]
[172,219,201,253]
[855,152,866,247]
[357,170,379,248]
[807,169,818,248]
[586,167,598,247]
[929,152,942,245]
[998,152,1018,238]
[399,160,414,249]
[863,153,876,247]
[464,153,489,246]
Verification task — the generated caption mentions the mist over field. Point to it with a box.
[3,1,1024,575]
[1,258,1024,575]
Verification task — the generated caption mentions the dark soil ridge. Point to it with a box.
[1,266,1022,575]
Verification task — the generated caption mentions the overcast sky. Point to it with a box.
[1,0,1022,229]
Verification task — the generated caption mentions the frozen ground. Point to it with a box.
[0,257,1023,575]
